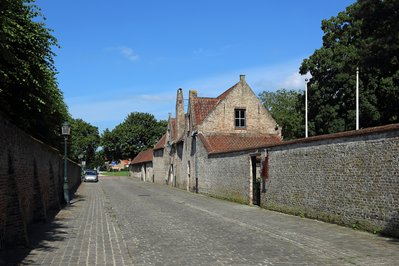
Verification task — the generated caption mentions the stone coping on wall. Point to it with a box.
[266,123,399,149]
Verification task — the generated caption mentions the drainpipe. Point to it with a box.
[192,130,198,193]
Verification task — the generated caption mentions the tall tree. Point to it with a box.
[259,89,304,140]
[299,0,399,135]
[69,119,100,168]
[0,0,69,148]
[101,128,120,161]
[101,112,167,160]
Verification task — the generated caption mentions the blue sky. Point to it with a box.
[35,0,355,133]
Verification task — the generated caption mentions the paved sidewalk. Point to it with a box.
[1,182,132,265]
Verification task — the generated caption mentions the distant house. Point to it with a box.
[153,75,282,205]
[129,149,154,182]
[111,159,130,171]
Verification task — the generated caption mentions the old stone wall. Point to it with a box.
[196,138,251,204]
[129,164,142,179]
[153,149,168,184]
[144,162,154,182]
[262,126,399,237]
[0,115,81,248]
[129,162,154,182]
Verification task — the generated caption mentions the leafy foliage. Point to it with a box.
[259,89,304,140]
[300,0,399,135]
[69,118,100,168]
[101,112,167,160]
[0,0,69,149]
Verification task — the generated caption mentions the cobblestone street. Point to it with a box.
[3,175,398,265]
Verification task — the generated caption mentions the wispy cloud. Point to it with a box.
[119,46,139,61]
[67,92,175,132]
[105,46,139,61]
[180,58,310,97]
[66,58,311,132]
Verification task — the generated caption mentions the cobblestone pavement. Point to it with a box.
[101,177,399,266]
[2,176,398,265]
[1,178,132,265]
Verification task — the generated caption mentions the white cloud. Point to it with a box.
[180,58,310,97]
[66,58,311,132]
[67,92,175,133]
[119,46,139,61]
[278,72,311,91]
[105,46,139,61]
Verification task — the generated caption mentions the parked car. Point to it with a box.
[83,169,98,182]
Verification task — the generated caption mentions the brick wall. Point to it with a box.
[0,115,81,248]
[153,149,168,184]
[262,125,399,237]
[129,162,154,182]
[199,80,280,136]
[195,137,251,204]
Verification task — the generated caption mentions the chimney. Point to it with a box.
[189,90,197,100]
[240,74,246,83]
[176,88,185,139]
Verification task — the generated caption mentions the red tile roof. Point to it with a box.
[191,81,240,127]
[192,97,219,126]
[199,133,282,155]
[153,134,166,150]
[130,149,153,164]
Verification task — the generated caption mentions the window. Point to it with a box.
[235,109,246,128]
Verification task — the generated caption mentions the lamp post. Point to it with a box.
[78,154,84,180]
[356,67,359,130]
[305,78,309,138]
[62,122,71,204]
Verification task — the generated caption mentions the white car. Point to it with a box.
[83,170,98,182]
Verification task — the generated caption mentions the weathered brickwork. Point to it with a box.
[198,77,280,136]
[153,149,168,184]
[262,128,399,237]
[0,115,81,248]
[196,139,252,204]
[129,162,154,182]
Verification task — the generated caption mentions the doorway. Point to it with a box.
[251,155,261,206]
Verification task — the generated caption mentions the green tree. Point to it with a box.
[101,128,120,161]
[69,118,100,168]
[101,112,167,160]
[259,89,304,140]
[0,0,69,149]
[300,0,399,135]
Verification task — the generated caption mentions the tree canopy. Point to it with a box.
[259,89,304,140]
[0,0,69,149]
[101,112,167,160]
[300,0,399,135]
[69,118,100,168]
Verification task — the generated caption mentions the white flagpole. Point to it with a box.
[356,67,359,130]
[305,78,309,138]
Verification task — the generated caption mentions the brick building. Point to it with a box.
[153,75,282,204]
[129,149,154,182]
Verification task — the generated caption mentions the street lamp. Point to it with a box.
[62,122,71,204]
[78,154,84,180]
[305,78,309,138]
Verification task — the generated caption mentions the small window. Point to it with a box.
[235,109,246,128]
